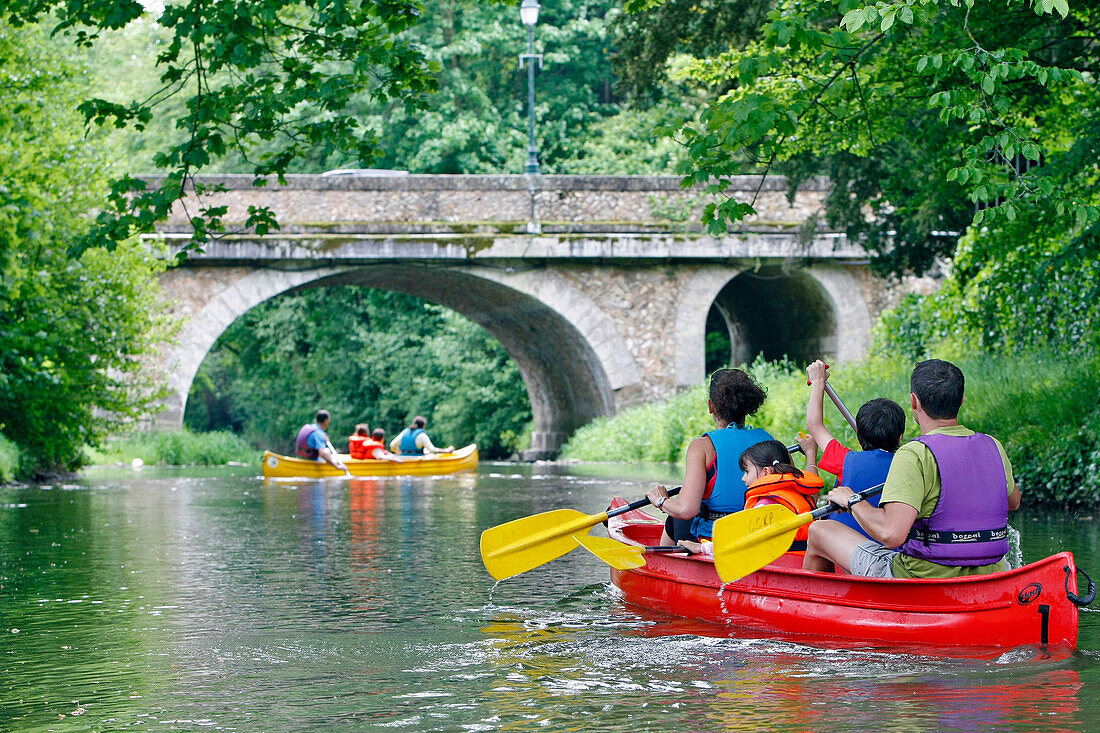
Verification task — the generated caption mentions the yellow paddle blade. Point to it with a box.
[712,504,813,584]
[479,508,608,580]
[573,534,647,570]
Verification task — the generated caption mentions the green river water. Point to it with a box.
[1,463,1098,731]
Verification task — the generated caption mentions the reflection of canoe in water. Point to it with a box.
[262,444,478,478]
[606,498,1094,658]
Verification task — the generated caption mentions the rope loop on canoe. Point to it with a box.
[1065,565,1096,607]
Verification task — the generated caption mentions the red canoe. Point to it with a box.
[605,498,1094,658]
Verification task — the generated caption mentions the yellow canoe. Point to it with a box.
[262,444,479,479]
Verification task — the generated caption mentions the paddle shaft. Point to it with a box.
[813,481,885,519]
[807,364,858,434]
[824,383,858,433]
[610,486,681,519]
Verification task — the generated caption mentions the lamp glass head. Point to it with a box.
[520,0,540,26]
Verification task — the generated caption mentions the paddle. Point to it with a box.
[711,482,885,583]
[325,437,352,477]
[480,487,681,580]
[810,364,858,433]
[574,534,687,570]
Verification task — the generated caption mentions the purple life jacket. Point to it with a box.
[295,424,321,460]
[899,433,1009,566]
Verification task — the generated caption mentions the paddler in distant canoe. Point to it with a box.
[295,409,348,472]
[803,359,1022,579]
[390,416,454,456]
[645,368,773,546]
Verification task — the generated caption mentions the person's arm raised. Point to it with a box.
[805,360,837,449]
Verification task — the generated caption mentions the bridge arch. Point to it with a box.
[674,265,871,381]
[158,264,642,457]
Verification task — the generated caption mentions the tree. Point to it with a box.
[6,0,439,254]
[623,0,1100,349]
[0,20,175,474]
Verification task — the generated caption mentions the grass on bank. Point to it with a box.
[0,434,21,482]
[560,349,1100,507]
[85,428,256,467]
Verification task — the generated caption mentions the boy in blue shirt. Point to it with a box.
[798,360,905,539]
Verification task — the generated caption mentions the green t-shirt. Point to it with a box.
[881,425,1016,579]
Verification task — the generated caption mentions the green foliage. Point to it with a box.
[561,352,1100,507]
[624,0,1100,276]
[85,1,691,178]
[0,19,175,476]
[86,428,256,467]
[0,434,21,483]
[8,0,438,254]
[185,287,532,458]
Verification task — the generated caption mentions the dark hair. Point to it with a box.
[855,398,906,452]
[412,415,427,429]
[739,440,803,479]
[354,423,370,436]
[372,428,385,440]
[709,369,767,426]
[315,409,331,424]
[910,359,964,420]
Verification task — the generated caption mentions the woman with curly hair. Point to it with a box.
[645,368,772,546]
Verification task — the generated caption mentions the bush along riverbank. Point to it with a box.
[84,428,256,468]
[560,349,1100,508]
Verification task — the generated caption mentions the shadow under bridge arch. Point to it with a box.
[320,265,633,458]
[708,266,840,369]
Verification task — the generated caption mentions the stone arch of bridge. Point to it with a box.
[673,265,870,384]
[160,264,642,457]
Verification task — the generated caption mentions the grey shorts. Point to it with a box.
[850,541,897,578]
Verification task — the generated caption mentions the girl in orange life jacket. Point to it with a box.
[741,440,823,554]
[680,440,823,557]
[348,424,371,460]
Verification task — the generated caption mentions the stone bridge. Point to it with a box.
[153,173,886,458]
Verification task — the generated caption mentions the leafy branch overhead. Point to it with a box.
[656,0,1097,274]
[10,0,439,255]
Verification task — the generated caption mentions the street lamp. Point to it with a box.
[519,0,542,176]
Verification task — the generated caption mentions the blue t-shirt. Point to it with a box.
[306,426,328,458]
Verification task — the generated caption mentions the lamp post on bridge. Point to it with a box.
[519,0,542,177]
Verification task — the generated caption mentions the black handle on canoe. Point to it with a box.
[1066,565,1096,607]
[608,486,682,519]
[811,482,886,519]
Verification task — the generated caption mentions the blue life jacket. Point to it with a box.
[827,448,893,539]
[691,425,772,539]
[400,428,426,455]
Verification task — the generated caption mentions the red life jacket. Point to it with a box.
[348,434,370,460]
[744,472,824,553]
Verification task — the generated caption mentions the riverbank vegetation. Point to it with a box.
[85,429,255,468]
[0,20,175,479]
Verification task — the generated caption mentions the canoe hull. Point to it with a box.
[608,501,1082,657]
[262,444,478,478]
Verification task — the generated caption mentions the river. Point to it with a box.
[2,463,1097,730]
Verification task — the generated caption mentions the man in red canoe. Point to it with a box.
[802,359,1021,579]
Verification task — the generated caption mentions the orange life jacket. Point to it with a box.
[348,434,370,460]
[744,472,824,553]
[361,438,385,460]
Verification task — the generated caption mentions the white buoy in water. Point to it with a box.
[131,458,145,469]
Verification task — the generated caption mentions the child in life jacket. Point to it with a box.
[348,424,371,460]
[680,440,823,557]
